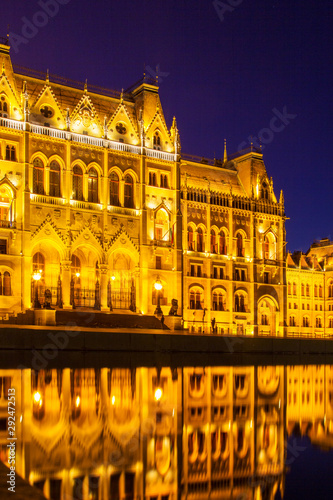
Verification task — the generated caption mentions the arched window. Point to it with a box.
[5,146,16,162]
[329,318,333,328]
[263,233,276,260]
[149,172,157,186]
[0,272,11,296]
[49,160,61,197]
[72,165,83,201]
[316,317,322,328]
[155,208,169,241]
[235,293,246,312]
[236,233,244,257]
[88,167,98,203]
[301,283,305,296]
[219,230,227,255]
[303,316,309,327]
[288,282,292,295]
[263,236,269,259]
[261,182,269,200]
[124,174,134,208]
[33,252,45,276]
[188,227,194,251]
[328,282,333,298]
[0,185,14,224]
[197,228,204,252]
[319,285,323,298]
[210,230,217,253]
[71,255,81,282]
[189,288,203,309]
[212,290,225,311]
[293,282,297,295]
[109,171,119,206]
[261,314,269,325]
[314,284,318,297]
[0,95,8,117]
[306,283,310,297]
[290,316,295,327]
[160,174,168,188]
[33,158,44,195]
[153,131,161,150]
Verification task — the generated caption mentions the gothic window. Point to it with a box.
[5,145,16,161]
[0,96,8,117]
[261,182,269,199]
[33,252,45,276]
[212,290,225,311]
[71,255,81,283]
[197,228,204,252]
[219,230,227,255]
[124,174,134,208]
[301,283,305,296]
[188,227,194,251]
[160,174,168,188]
[319,285,323,297]
[316,317,322,328]
[73,165,83,201]
[149,171,157,186]
[303,316,309,327]
[153,131,161,150]
[109,171,119,206]
[210,229,217,253]
[306,283,310,297]
[288,282,292,295]
[263,236,269,259]
[88,167,98,203]
[236,233,244,257]
[49,161,61,197]
[293,282,297,295]
[0,272,11,296]
[235,293,246,312]
[329,318,333,328]
[189,287,203,309]
[314,284,318,297]
[0,185,14,225]
[328,282,333,298]
[261,314,269,326]
[33,158,44,195]
[155,208,169,241]
[290,316,296,327]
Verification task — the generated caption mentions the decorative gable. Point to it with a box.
[145,109,172,151]
[107,227,139,257]
[70,94,103,136]
[0,72,22,120]
[30,85,66,128]
[107,101,139,145]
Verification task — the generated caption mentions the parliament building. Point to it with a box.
[0,38,332,338]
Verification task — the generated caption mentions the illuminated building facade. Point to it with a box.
[286,239,333,337]
[0,40,294,336]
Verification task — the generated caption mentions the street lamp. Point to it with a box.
[154,276,163,315]
[32,270,41,308]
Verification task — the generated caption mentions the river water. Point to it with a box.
[0,363,333,499]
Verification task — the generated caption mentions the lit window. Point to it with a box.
[73,165,83,201]
[88,167,98,203]
[33,158,44,195]
[49,161,60,197]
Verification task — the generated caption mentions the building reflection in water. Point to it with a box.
[0,365,333,499]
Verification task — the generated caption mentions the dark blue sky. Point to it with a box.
[2,0,333,252]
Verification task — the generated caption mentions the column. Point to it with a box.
[61,260,72,309]
[99,265,109,311]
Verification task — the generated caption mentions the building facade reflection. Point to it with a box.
[0,365,332,499]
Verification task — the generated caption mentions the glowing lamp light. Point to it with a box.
[75,396,80,408]
[111,275,116,281]
[154,387,163,401]
[154,279,163,291]
[33,391,41,403]
[111,395,115,405]
[75,272,80,278]
[32,271,41,281]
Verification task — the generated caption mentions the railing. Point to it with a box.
[108,140,141,154]
[0,220,16,229]
[70,199,103,210]
[70,132,105,147]
[107,205,138,216]
[0,117,24,131]
[30,124,67,139]
[146,148,175,162]
[30,194,66,206]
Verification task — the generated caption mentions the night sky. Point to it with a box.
[2,0,333,253]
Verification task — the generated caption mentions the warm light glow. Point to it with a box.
[154,387,163,401]
[75,272,80,278]
[111,275,116,281]
[32,271,41,281]
[75,396,80,408]
[111,395,115,405]
[33,391,41,403]
[154,278,163,291]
